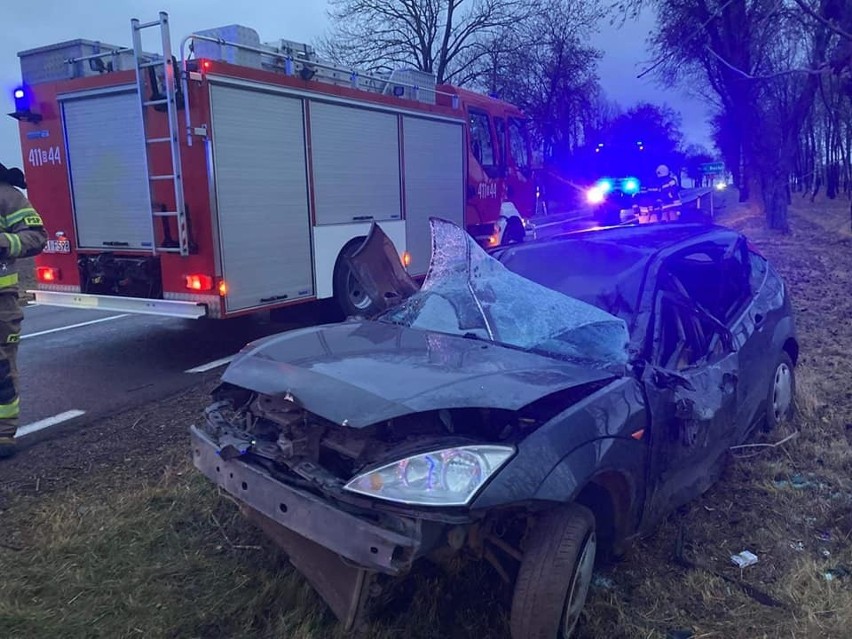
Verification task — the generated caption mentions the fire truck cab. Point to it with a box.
[10,12,537,320]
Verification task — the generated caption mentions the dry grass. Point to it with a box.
[1,192,851,638]
[0,459,511,639]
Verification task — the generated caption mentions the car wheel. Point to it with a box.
[333,240,377,318]
[764,351,796,431]
[510,504,596,639]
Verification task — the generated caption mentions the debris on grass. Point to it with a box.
[822,567,849,582]
[591,573,615,590]
[731,551,759,569]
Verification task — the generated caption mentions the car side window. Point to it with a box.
[657,296,726,371]
[469,110,496,169]
[664,240,751,325]
[748,250,768,293]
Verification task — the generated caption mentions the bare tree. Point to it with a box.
[317,0,539,85]
[621,0,848,231]
[482,0,605,159]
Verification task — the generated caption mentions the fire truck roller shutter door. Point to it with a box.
[61,89,153,250]
[402,116,465,275]
[309,101,402,226]
[209,84,313,312]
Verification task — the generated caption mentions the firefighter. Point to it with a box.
[0,162,48,458]
[643,164,682,223]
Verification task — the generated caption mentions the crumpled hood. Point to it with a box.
[221,320,618,427]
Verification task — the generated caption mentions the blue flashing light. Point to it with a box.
[624,178,640,193]
[597,179,613,194]
[10,85,42,122]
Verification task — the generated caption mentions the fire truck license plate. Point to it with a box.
[45,239,71,254]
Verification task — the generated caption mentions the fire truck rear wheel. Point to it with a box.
[334,239,378,318]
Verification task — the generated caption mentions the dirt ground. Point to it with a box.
[0,194,850,639]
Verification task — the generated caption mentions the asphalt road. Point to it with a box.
[16,302,325,442]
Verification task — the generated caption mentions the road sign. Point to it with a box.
[700,161,724,174]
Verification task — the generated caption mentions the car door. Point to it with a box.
[641,271,740,519]
[726,241,777,438]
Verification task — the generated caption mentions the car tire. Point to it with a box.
[510,503,597,639]
[333,239,378,319]
[764,350,796,431]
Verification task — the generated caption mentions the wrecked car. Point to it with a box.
[190,218,798,638]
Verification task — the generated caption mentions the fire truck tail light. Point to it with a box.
[36,266,60,283]
[185,274,213,291]
[402,251,411,268]
[218,280,228,296]
[201,59,212,72]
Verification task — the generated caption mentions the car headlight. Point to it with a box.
[343,445,515,506]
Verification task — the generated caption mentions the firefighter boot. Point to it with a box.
[0,293,22,458]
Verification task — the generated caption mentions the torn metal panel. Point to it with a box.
[347,221,420,313]
[241,504,377,632]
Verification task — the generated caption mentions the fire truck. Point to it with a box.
[9,12,539,319]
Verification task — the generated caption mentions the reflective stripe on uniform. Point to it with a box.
[3,207,37,229]
[0,397,20,419]
[0,273,18,288]
[2,233,21,257]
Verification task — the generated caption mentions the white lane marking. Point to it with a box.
[185,355,235,374]
[17,409,86,438]
[21,314,130,340]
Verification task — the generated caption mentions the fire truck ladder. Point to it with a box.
[131,12,189,257]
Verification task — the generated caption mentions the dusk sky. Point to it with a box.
[1,0,713,170]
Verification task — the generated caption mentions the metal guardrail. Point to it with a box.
[526,186,723,239]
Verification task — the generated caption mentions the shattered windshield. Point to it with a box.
[377,219,630,369]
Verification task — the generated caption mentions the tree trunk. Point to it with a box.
[763,170,790,232]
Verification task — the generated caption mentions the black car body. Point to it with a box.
[190,219,798,638]
[586,176,643,225]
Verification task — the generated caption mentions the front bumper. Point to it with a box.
[191,425,429,630]
[190,425,420,575]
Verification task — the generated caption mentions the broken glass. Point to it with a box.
[378,218,630,369]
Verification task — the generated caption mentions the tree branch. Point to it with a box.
[705,45,829,80]
[792,0,852,41]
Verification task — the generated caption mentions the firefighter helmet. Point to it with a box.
[656,164,670,178]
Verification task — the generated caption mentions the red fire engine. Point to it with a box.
[9,12,539,319]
